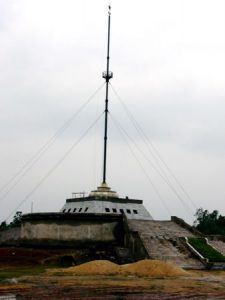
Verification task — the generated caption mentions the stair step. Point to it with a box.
[127,219,205,269]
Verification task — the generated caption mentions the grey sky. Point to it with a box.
[0,0,225,224]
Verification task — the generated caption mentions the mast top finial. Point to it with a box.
[108,4,111,15]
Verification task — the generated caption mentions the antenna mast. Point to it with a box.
[102,5,113,184]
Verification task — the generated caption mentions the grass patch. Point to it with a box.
[188,238,225,262]
[0,265,46,282]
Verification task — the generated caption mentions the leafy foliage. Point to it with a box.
[193,208,225,235]
[0,211,22,231]
[11,211,23,227]
[188,237,225,262]
[0,221,7,231]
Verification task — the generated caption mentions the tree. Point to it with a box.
[194,208,225,235]
[0,221,7,231]
[10,211,22,227]
[0,211,23,231]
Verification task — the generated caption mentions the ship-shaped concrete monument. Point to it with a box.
[60,5,153,221]
[1,6,225,270]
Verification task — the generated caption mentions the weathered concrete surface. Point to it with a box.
[61,196,153,220]
[1,213,224,270]
[123,217,149,261]
[125,219,205,269]
[0,227,21,246]
[128,219,196,239]
[207,236,225,256]
[0,213,124,248]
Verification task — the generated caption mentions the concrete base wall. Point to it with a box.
[123,216,149,261]
[0,227,21,246]
[0,213,124,248]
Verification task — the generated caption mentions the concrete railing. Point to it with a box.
[183,237,208,265]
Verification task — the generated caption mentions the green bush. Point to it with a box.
[188,238,225,262]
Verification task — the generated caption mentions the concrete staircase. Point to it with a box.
[127,220,204,269]
[128,220,195,238]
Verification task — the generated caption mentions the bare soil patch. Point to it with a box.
[1,259,225,299]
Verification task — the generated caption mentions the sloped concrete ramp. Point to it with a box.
[208,240,225,256]
[127,219,204,269]
[128,220,195,238]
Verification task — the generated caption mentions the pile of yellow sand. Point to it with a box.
[50,260,187,277]
[121,260,186,277]
[64,260,119,275]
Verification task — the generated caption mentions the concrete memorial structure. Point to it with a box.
[61,183,153,220]
[1,6,225,270]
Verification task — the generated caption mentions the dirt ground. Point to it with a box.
[0,262,225,300]
[1,271,225,299]
[1,260,225,299]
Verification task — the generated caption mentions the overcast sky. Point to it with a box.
[0,0,225,224]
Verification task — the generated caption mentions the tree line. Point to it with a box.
[193,208,225,235]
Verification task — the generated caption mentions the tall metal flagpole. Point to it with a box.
[102,5,113,184]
